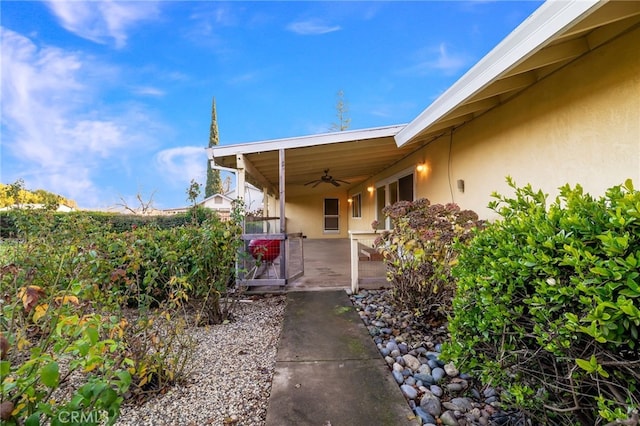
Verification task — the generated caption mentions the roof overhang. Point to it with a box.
[395,0,640,147]
[207,125,422,197]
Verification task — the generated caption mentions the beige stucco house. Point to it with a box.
[208,0,639,245]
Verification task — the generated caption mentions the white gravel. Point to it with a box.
[115,295,286,426]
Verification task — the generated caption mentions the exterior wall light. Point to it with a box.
[457,179,465,193]
[367,186,375,193]
[347,197,353,203]
[416,164,427,172]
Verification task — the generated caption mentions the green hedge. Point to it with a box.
[0,210,203,237]
[443,178,639,424]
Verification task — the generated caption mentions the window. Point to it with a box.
[324,198,339,232]
[351,193,362,218]
[375,171,415,229]
[398,174,414,201]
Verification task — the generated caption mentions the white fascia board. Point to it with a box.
[208,124,406,160]
[394,0,605,147]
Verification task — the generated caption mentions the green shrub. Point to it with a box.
[1,211,132,425]
[373,199,484,321]
[99,208,243,324]
[1,204,244,424]
[443,178,639,424]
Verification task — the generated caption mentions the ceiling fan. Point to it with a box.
[304,169,350,188]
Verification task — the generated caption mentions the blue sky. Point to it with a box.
[1,1,543,210]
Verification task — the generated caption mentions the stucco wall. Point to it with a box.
[286,192,350,239]
[454,27,639,219]
[351,26,639,225]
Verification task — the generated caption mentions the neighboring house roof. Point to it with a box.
[395,0,640,147]
[198,194,234,210]
[200,193,234,206]
[223,182,262,198]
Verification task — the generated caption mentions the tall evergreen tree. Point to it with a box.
[205,97,222,197]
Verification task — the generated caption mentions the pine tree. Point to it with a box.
[205,97,222,197]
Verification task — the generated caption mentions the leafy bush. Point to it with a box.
[1,204,244,424]
[443,178,640,424]
[101,207,243,324]
[1,212,132,425]
[121,310,195,403]
[373,199,484,321]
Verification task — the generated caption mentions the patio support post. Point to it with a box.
[350,234,360,294]
[235,154,246,202]
[279,148,287,281]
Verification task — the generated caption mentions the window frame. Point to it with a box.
[375,167,416,230]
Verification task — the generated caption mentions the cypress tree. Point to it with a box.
[205,97,222,197]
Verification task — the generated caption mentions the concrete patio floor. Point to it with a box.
[247,238,388,293]
[289,238,352,290]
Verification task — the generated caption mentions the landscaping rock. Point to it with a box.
[420,391,442,417]
[400,384,418,400]
[349,289,511,426]
[403,354,421,371]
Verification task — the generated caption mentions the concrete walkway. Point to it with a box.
[266,290,417,425]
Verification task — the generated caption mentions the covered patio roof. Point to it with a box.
[208,125,420,197]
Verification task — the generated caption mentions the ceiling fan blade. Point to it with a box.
[331,180,340,187]
[336,179,350,184]
[313,181,322,188]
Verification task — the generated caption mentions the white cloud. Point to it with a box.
[431,43,468,73]
[132,86,166,97]
[1,27,156,208]
[44,0,160,48]
[286,20,341,35]
[402,43,470,76]
[155,146,207,188]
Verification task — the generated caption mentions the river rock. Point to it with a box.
[400,384,417,400]
[450,397,473,412]
[430,385,443,397]
[418,364,432,375]
[444,362,459,377]
[419,391,442,417]
[431,367,445,383]
[440,410,459,426]
[414,373,434,385]
[414,406,437,424]
[403,354,421,371]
